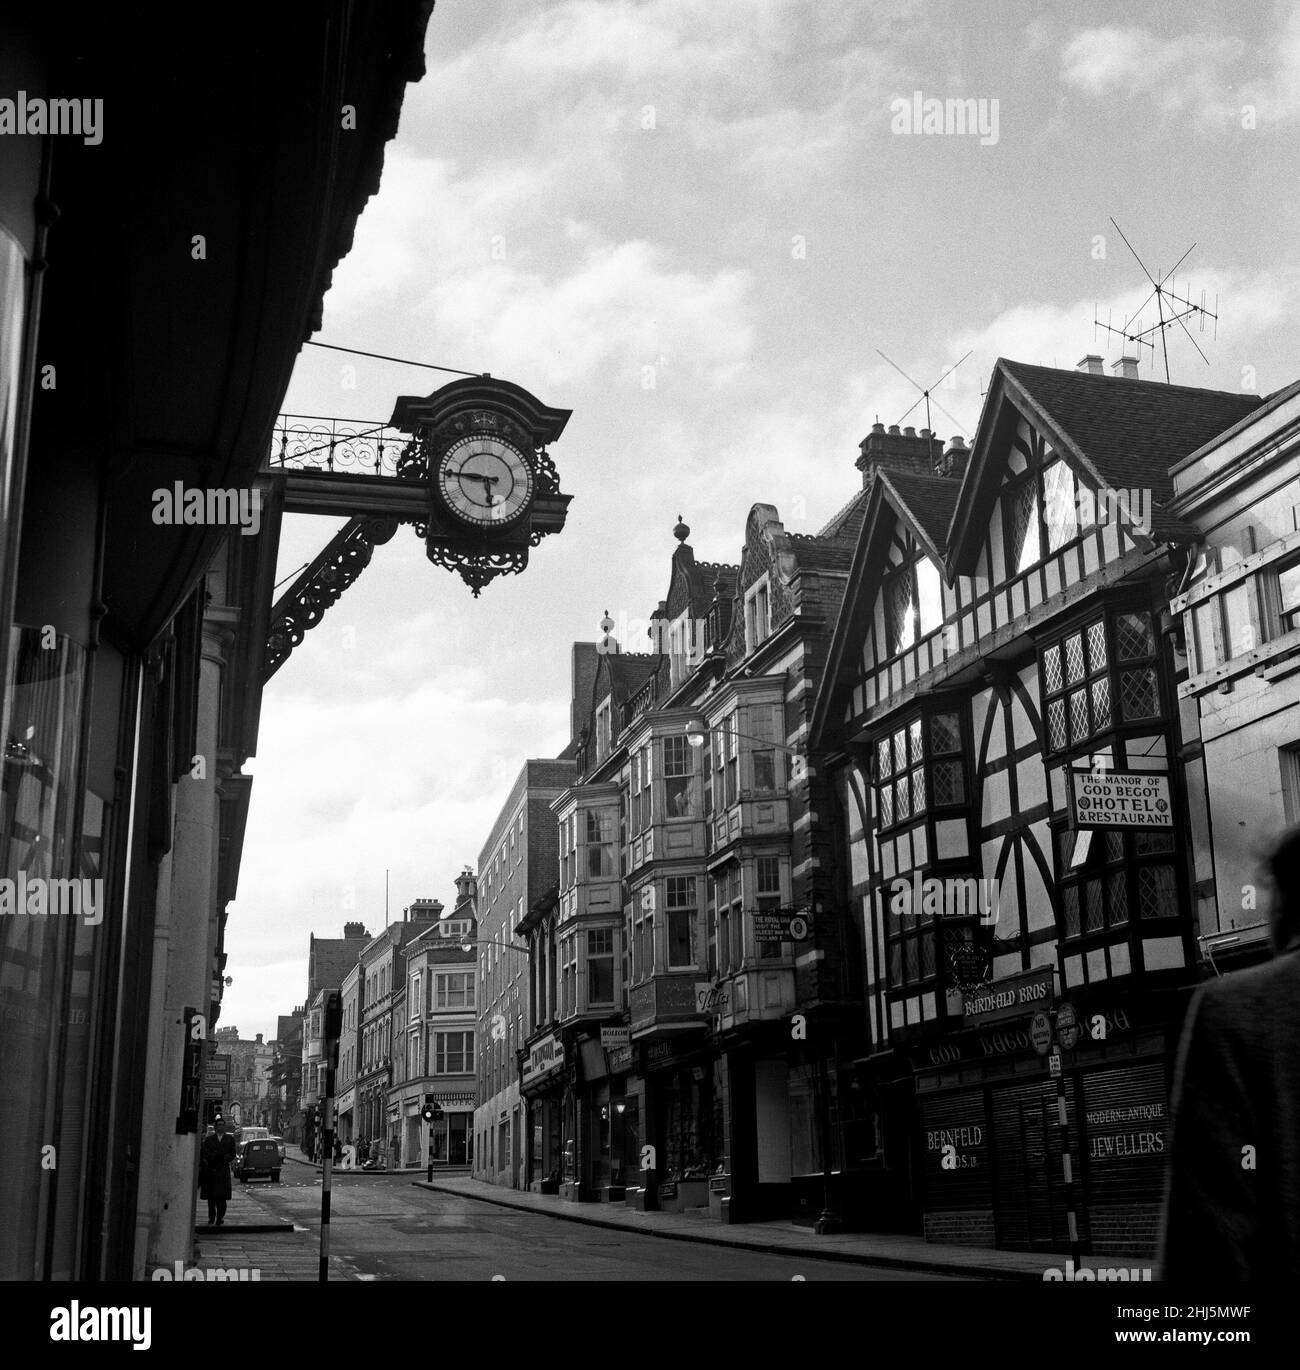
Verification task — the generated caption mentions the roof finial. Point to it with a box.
[673,514,690,543]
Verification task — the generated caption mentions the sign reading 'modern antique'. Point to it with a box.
[1070,769,1172,829]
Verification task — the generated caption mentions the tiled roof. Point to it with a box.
[687,559,738,603]
[1001,360,1261,522]
[878,470,962,558]
[817,487,871,543]
[605,652,660,699]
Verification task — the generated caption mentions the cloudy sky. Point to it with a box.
[222,0,1300,1041]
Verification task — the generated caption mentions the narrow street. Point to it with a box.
[199,1168,961,1281]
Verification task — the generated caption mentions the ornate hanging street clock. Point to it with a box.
[388,377,573,595]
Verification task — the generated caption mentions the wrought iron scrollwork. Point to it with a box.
[264,515,399,680]
[533,447,561,495]
[424,542,529,597]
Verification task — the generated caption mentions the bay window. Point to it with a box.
[874,706,966,831]
[632,895,654,983]
[712,716,739,810]
[561,935,577,1016]
[756,855,783,959]
[712,864,743,975]
[588,927,615,1005]
[1056,827,1178,937]
[585,808,616,877]
[663,734,695,817]
[1040,610,1160,756]
[665,876,698,967]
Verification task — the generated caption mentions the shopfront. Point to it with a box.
[575,1032,639,1198]
[641,1035,719,1212]
[426,1092,475,1166]
[522,1031,567,1192]
[913,977,1174,1257]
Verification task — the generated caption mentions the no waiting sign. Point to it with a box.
[1071,769,1172,829]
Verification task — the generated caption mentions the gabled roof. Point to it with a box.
[808,469,962,746]
[877,470,961,563]
[948,359,1262,573]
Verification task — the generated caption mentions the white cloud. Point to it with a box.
[1060,25,1244,127]
[1241,5,1300,124]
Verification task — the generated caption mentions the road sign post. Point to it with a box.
[319,990,342,1282]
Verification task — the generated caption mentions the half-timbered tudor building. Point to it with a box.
[524,500,871,1222]
[811,357,1263,1256]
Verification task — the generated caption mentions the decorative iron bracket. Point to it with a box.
[263,514,399,682]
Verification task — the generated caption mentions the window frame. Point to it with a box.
[873,705,967,835]
[744,575,772,654]
[433,1029,474,1075]
[1038,609,1161,759]
[587,926,616,1006]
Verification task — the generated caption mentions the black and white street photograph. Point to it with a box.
[1,0,1297,1351]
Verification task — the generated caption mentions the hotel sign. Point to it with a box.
[1070,769,1172,829]
[522,1032,564,1086]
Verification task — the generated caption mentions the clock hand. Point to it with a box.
[459,471,500,486]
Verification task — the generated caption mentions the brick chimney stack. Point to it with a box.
[1077,355,1104,375]
[856,423,946,487]
[935,434,970,479]
[1111,355,1139,379]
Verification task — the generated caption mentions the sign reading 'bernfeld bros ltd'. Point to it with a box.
[960,966,1053,1027]
[1070,769,1173,829]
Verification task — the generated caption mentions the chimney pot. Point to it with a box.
[1111,355,1139,380]
[871,422,885,434]
[1077,354,1105,375]
[888,424,901,436]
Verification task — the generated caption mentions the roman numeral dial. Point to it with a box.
[436,434,534,528]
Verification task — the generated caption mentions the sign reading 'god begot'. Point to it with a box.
[1070,769,1172,829]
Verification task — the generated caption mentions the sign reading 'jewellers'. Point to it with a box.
[1071,769,1172,829]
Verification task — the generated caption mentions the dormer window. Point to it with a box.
[745,576,771,653]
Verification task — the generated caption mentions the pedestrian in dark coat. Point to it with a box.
[1159,827,1300,1280]
[199,1117,236,1227]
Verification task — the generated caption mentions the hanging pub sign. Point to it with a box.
[1069,768,1173,829]
[752,905,812,943]
[600,1027,630,1049]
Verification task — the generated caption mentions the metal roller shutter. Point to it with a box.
[1081,1062,1168,1206]
[920,1089,991,1210]
[992,1078,1079,1250]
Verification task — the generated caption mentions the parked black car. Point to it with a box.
[236,1139,281,1184]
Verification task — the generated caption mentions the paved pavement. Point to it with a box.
[190,1155,1152,1281]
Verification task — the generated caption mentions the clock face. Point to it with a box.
[437,434,534,528]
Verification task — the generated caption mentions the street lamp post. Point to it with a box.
[682,719,813,773]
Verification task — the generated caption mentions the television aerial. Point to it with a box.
[1093,217,1219,384]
